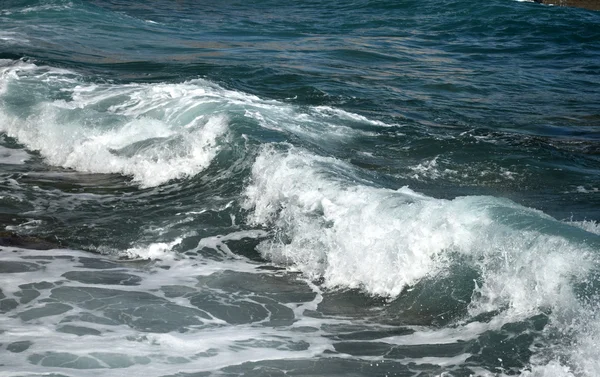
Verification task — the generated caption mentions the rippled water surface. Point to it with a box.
[0,0,599,376]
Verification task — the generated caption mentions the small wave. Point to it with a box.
[243,145,596,303]
[243,144,600,374]
[565,220,600,235]
[0,61,228,187]
[122,238,183,260]
[0,61,395,187]
[311,106,395,128]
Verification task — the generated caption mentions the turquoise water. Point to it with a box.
[0,0,599,376]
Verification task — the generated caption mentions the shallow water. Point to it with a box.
[0,0,599,376]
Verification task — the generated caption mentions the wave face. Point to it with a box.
[1,0,600,376]
[241,145,600,376]
[0,61,229,187]
[244,145,597,304]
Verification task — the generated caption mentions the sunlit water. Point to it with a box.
[1,1,599,376]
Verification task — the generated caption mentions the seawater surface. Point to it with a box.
[0,0,599,376]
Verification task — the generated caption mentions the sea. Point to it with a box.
[0,0,599,376]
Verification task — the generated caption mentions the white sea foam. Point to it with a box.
[244,145,593,307]
[5,2,73,15]
[0,247,333,377]
[518,362,576,377]
[0,61,392,187]
[576,186,599,194]
[0,31,29,44]
[564,220,600,235]
[312,106,394,128]
[122,238,183,260]
[407,155,520,184]
[242,144,600,374]
[0,62,229,187]
[194,229,269,258]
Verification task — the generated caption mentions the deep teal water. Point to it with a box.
[0,0,599,376]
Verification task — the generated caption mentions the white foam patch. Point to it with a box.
[554,301,600,377]
[0,31,29,44]
[564,220,600,235]
[122,238,183,260]
[0,62,229,187]
[406,155,520,184]
[518,362,576,377]
[243,146,592,306]
[194,230,269,258]
[408,156,452,180]
[0,61,392,187]
[2,2,73,15]
[576,186,599,194]
[312,106,394,127]
[0,247,337,377]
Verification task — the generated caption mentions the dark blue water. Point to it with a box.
[1,0,599,376]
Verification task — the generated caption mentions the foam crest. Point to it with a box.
[312,106,393,127]
[123,238,183,260]
[0,61,393,187]
[566,220,600,235]
[243,146,600,375]
[243,145,596,316]
[0,62,228,187]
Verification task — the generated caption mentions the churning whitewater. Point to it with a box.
[1,0,599,376]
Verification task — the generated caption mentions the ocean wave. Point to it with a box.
[0,61,230,187]
[243,144,600,374]
[0,60,396,187]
